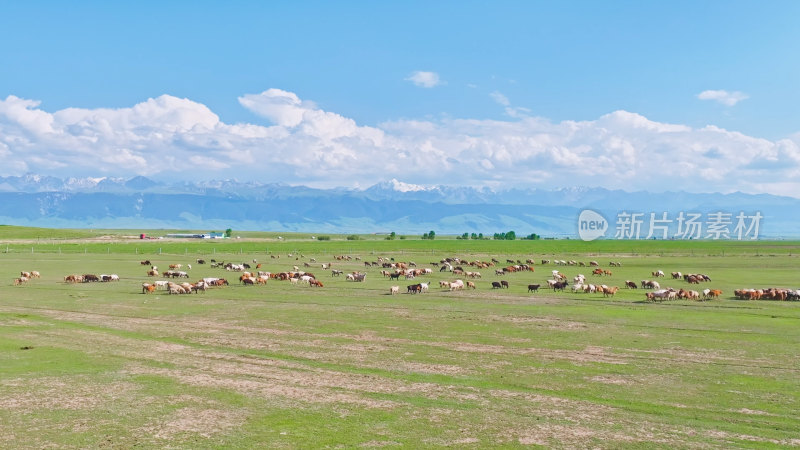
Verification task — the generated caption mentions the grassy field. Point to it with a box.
[1,231,800,448]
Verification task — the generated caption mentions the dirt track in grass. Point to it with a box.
[4,297,800,448]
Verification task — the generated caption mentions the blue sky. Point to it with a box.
[1,1,799,195]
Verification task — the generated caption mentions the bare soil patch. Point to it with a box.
[142,406,244,440]
[0,376,139,412]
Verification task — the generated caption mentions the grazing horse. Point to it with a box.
[602,286,619,297]
[527,284,540,293]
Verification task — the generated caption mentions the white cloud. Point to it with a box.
[490,91,530,118]
[504,106,531,119]
[0,90,798,197]
[490,91,510,106]
[405,71,442,88]
[238,89,308,127]
[0,96,55,135]
[697,89,749,106]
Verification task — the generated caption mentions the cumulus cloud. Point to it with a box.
[238,89,309,127]
[697,89,749,106]
[0,90,798,196]
[405,71,442,88]
[0,96,55,134]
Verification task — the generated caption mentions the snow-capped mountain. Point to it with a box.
[0,174,797,237]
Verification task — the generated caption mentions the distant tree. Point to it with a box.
[493,231,516,240]
[317,235,331,241]
[346,234,361,241]
[470,232,478,240]
[478,233,484,240]
[522,233,540,240]
[386,231,397,240]
[224,228,233,237]
[460,232,469,240]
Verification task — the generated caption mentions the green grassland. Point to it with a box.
[1,229,800,448]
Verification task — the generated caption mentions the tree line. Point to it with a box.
[455,231,541,240]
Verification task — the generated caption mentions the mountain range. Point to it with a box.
[0,175,796,238]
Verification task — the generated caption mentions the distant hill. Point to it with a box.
[0,175,796,238]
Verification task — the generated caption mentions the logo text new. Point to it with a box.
[577,210,608,241]
[580,220,606,230]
